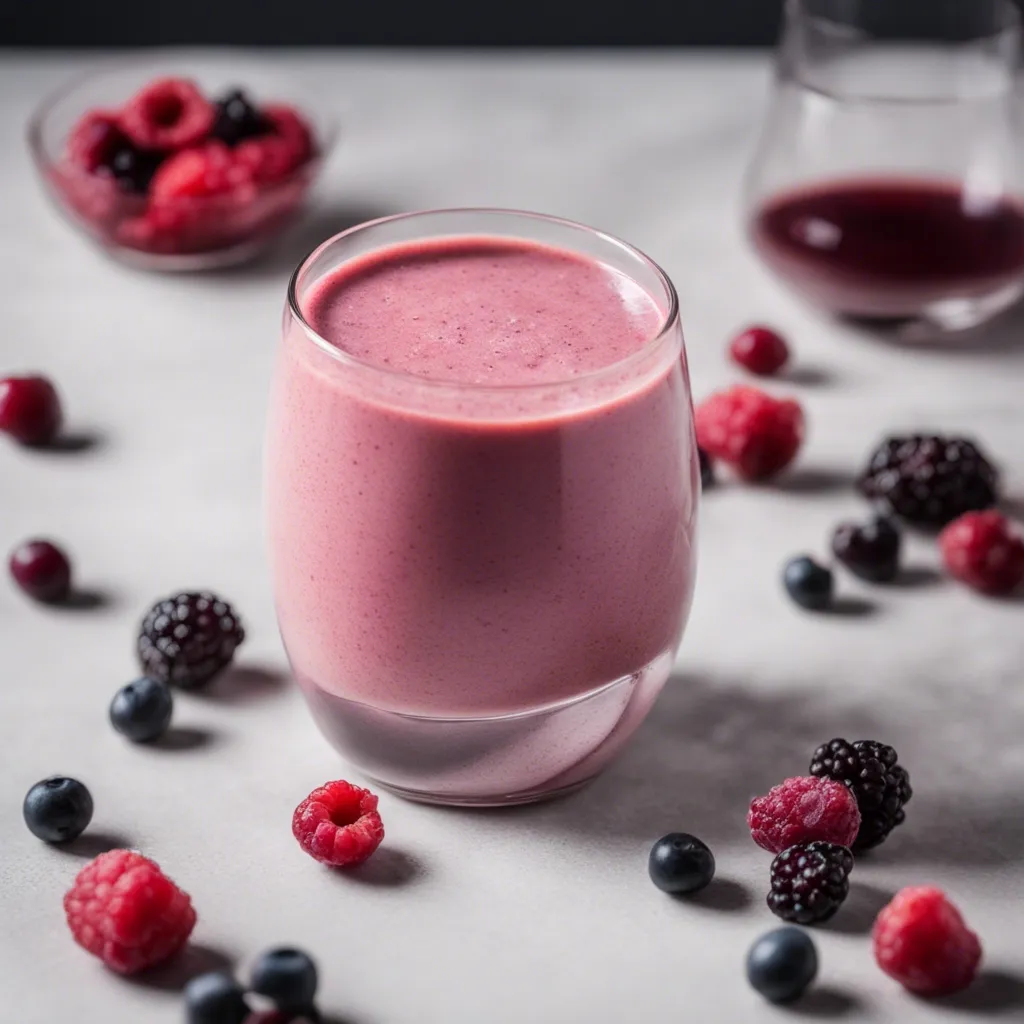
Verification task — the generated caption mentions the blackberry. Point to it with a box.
[858,435,999,527]
[831,516,901,583]
[211,89,270,147]
[137,591,245,690]
[809,738,912,851]
[108,143,164,195]
[767,841,853,925]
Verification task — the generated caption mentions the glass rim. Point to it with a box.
[785,0,1022,45]
[285,207,682,398]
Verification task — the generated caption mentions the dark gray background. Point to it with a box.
[4,1,782,47]
[1,0,1018,46]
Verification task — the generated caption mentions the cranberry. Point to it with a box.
[9,540,72,603]
[729,326,790,376]
[0,376,63,446]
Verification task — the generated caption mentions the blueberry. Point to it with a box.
[23,776,93,843]
[832,516,901,583]
[110,677,174,743]
[250,946,318,1010]
[211,88,269,147]
[783,556,834,610]
[699,446,715,489]
[648,833,715,894]
[746,927,818,1003]
[184,971,250,1024]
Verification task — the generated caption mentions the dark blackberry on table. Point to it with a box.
[211,89,270,147]
[831,516,901,583]
[809,738,912,851]
[767,841,853,924]
[137,591,245,690]
[858,435,999,527]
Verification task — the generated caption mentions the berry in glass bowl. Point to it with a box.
[28,59,336,271]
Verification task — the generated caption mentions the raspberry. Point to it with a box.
[293,780,385,868]
[873,887,982,996]
[940,510,1024,596]
[809,738,912,851]
[0,375,63,446]
[729,325,790,376]
[150,141,251,202]
[137,591,245,690]
[858,435,999,527]
[748,776,861,854]
[695,386,804,481]
[235,104,314,184]
[64,849,196,975]
[119,77,215,151]
[66,110,126,172]
[767,842,853,925]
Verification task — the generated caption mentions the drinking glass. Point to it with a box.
[745,0,1024,333]
[266,210,699,806]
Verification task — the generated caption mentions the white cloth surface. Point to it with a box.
[1,50,1022,1024]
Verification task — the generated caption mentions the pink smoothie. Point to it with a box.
[267,236,698,721]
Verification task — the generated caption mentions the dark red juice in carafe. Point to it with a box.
[751,179,1024,318]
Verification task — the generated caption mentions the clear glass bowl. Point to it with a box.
[27,56,338,271]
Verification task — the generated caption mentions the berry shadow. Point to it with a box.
[821,596,877,618]
[937,969,1024,1014]
[53,829,133,858]
[150,725,219,752]
[126,943,235,992]
[36,429,106,455]
[683,876,753,912]
[55,586,115,611]
[820,881,894,936]
[790,986,863,1018]
[341,846,426,888]
[892,566,942,589]
[784,366,833,387]
[775,467,857,495]
[199,664,289,705]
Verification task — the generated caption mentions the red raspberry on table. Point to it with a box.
[66,110,126,172]
[64,849,196,975]
[150,141,252,202]
[939,510,1024,596]
[729,325,790,376]
[748,776,861,854]
[118,77,215,151]
[0,375,63,446]
[293,780,385,868]
[873,886,982,996]
[695,385,804,481]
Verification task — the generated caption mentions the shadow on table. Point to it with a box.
[483,672,1024,868]
[937,970,1024,1014]
[791,986,863,1018]
[54,829,134,859]
[195,663,290,705]
[127,943,235,992]
[234,199,402,280]
[821,882,894,936]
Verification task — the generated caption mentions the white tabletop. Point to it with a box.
[1,50,1023,1024]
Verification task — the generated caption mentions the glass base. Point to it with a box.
[298,651,675,807]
